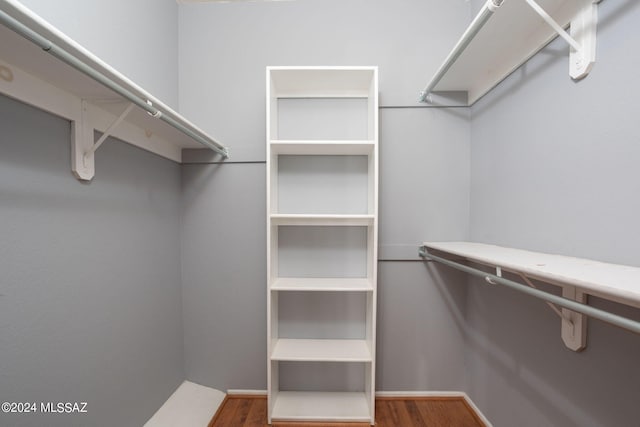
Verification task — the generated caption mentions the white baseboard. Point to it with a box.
[144,381,225,427]
[226,389,267,396]
[375,390,466,398]
[461,393,493,427]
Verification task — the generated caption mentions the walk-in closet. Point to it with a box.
[1,0,638,426]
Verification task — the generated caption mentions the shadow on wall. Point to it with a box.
[459,269,640,427]
[423,261,468,335]
[180,161,226,211]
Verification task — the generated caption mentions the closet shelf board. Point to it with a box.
[423,241,640,307]
[270,339,372,362]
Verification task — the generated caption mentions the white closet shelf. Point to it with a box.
[271,391,371,422]
[421,0,599,105]
[270,277,373,292]
[0,0,227,180]
[423,242,640,307]
[421,241,640,351]
[270,214,374,226]
[269,66,376,98]
[271,339,372,362]
[270,140,375,155]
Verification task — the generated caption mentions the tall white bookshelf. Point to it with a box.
[266,67,378,425]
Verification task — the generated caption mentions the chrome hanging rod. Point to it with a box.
[0,1,228,158]
[419,0,504,103]
[418,246,640,335]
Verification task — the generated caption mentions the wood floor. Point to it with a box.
[208,395,486,427]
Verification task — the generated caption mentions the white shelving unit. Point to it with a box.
[266,66,378,425]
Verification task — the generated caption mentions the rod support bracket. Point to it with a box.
[71,100,95,181]
[526,0,598,80]
[418,245,428,258]
[569,0,598,79]
[561,286,587,351]
[519,272,587,352]
[72,101,135,181]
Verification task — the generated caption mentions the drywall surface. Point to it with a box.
[379,108,470,259]
[181,158,470,392]
[178,0,471,161]
[178,0,472,393]
[17,0,180,109]
[0,94,184,427]
[181,163,267,391]
[468,1,640,425]
[377,262,468,391]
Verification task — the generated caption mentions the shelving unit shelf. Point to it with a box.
[270,140,375,155]
[270,277,373,292]
[267,66,378,425]
[271,339,372,362]
[271,392,371,422]
[270,214,375,227]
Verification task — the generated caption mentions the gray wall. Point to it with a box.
[0,94,184,426]
[3,1,636,425]
[181,163,267,390]
[18,0,180,109]
[178,0,471,160]
[468,0,640,425]
[179,0,472,392]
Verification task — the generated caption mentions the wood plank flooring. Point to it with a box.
[208,395,486,427]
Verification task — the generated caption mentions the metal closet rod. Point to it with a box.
[419,0,504,103]
[418,246,640,335]
[0,4,228,158]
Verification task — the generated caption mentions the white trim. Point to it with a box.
[226,389,267,396]
[462,393,494,427]
[375,390,466,398]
